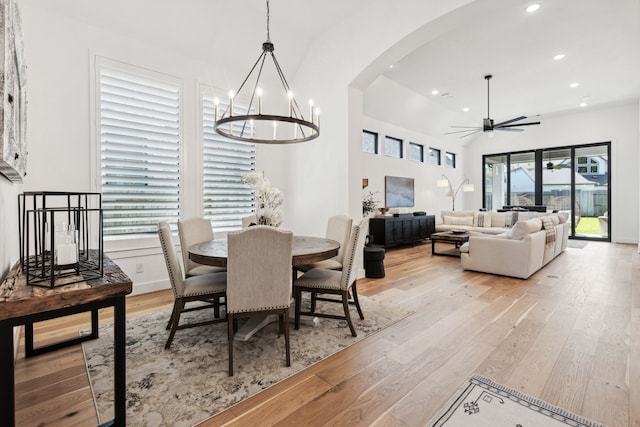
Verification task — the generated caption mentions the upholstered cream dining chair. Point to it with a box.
[241,214,258,228]
[226,225,293,376]
[297,214,353,273]
[158,222,227,349]
[178,217,226,277]
[294,218,368,337]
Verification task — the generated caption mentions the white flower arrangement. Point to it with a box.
[242,172,283,227]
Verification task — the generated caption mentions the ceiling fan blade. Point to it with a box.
[493,116,527,127]
[444,128,481,135]
[496,127,524,132]
[458,130,481,138]
[497,121,541,128]
[450,125,482,129]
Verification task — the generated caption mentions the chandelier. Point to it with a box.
[214,0,320,144]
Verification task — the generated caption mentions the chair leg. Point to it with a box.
[227,312,234,376]
[165,299,184,349]
[294,288,301,330]
[310,292,317,313]
[166,302,179,330]
[214,297,221,319]
[351,282,364,320]
[283,308,291,367]
[342,291,357,337]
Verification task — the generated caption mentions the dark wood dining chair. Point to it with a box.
[226,225,293,376]
[158,221,227,349]
[294,218,368,337]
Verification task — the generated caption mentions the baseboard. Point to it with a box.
[130,279,170,296]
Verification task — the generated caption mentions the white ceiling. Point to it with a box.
[384,0,640,125]
[25,0,640,127]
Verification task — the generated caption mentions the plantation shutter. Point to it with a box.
[99,65,181,236]
[202,93,256,232]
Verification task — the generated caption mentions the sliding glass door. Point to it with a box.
[483,142,610,241]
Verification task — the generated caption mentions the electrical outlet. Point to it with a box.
[135,263,144,273]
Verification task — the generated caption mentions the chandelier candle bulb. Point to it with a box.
[288,91,293,117]
[214,97,219,121]
[309,100,314,122]
[228,91,234,116]
[257,88,263,114]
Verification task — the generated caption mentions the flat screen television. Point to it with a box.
[385,176,414,208]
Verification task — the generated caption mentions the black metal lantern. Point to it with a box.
[19,191,104,288]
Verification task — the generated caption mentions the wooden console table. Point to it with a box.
[0,254,132,427]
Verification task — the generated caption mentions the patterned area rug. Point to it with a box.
[428,374,606,427]
[83,295,410,426]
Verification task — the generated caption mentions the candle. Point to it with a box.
[214,97,219,121]
[257,88,263,115]
[228,90,234,117]
[316,108,320,129]
[288,91,293,117]
[272,121,277,139]
[309,99,314,121]
[55,224,78,265]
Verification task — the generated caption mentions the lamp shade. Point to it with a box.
[436,178,450,188]
[462,183,475,192]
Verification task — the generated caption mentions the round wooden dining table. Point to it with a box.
[188,235,340,268]
[188,235,340,341]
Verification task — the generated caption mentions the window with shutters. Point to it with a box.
[202,89,256,232]
[98,60,181,237]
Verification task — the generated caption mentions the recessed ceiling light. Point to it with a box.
[553,53,565,61]
[569,82,579,88]
[431,89,439,95]
[526,4,540,13]
[463,107,470,112]
[389,64,394,69]
[579,102,587,107]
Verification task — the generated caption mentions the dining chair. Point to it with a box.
[158,222,227,349]
[294,218,368,337]
[178,217,226,277]
[297,214,353,273]
[241,214,258,228]
[226,225,293,376]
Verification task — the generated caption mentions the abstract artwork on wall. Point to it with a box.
[0,0,27,183]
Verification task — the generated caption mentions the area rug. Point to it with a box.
[83,295,410,426]
[428,374,606,427]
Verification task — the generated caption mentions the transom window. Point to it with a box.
[445,152,456,168]
[362,130,378,154]
[408,142,424,162]
[384,136,403,158]
[428,147,441,165]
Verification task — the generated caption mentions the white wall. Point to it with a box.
[464,102,639,244]
[15,4,288,294]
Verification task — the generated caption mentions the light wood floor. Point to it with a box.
[14,240,640,427]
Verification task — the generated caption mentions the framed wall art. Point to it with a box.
[0,0,27,182]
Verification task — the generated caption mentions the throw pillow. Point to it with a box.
[443,216,473,226]
[509,218,542,240]
[473,212,492,227]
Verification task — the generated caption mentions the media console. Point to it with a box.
[369,214,435,249]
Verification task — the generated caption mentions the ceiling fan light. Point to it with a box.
[569,82,579,88]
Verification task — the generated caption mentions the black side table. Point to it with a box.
[364,247,385,278]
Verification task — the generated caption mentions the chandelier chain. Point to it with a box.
[266,0,271,42]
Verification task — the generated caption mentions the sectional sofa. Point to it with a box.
[435,210,569,279]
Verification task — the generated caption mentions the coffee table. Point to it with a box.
[431,231,470,257]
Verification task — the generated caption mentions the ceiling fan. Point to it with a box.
[446,74,540,139]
